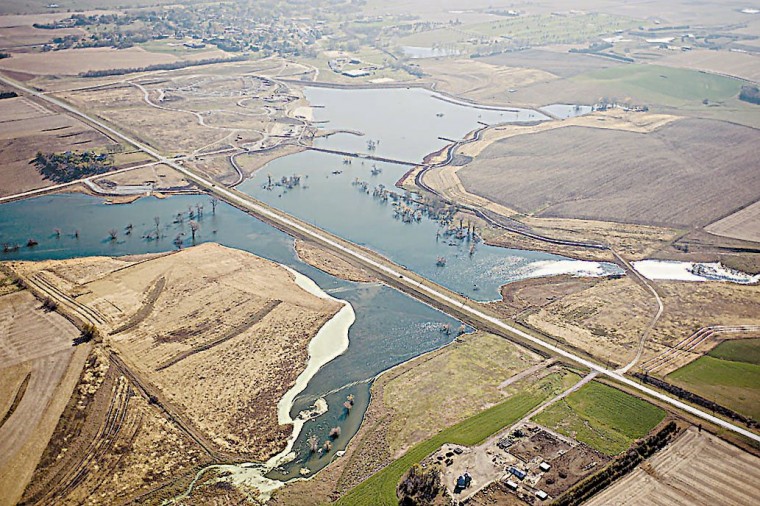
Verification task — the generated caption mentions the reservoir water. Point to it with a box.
[0,86,620,482]
[0,193,461,479]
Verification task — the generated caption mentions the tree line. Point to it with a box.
[739,85,760,105]
[34,151,114,183]
[78,55,248,78]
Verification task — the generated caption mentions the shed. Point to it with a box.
[506,480,518,490]
[508,466,526,480]
[539,462,551,472]
[536,490,549,501]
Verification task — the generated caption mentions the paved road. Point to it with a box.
[2,73,759,444]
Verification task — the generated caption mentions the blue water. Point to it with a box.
[0,193,461,479]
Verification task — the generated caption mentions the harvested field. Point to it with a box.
[15,243,342,461]
[0,96,113,197]
[20,348,210,506]
[458,118,760,228]
[0,287,86,505]
[706,199,760,244]
[419,58,556,105]
[585,426,760,506]
[481,48,623,78]
[0,46,226,76]
[656,48,760,83]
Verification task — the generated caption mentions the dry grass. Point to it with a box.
[383,332,542,458]
[586,426,760,506]
[295,238,376,283]
[419,58,556,105]
[17,243,341,461]
[523,277,760,369]
[458,118,760,228]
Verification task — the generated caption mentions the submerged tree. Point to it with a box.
[189,220,199,242]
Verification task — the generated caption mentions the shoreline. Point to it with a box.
[194,265,356,502]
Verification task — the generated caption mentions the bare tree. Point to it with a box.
[308,434,319,453]
[210,197,219,214]
[189,220,199,242]
[108,229,118,241]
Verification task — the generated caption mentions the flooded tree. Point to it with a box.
[153,216,160,235]
[329,427,341,439]
[189,220,199,242]
[196,203,203,218]
[108,229,118,241]
[308,434,319,453]
[323,440,332,452]
[73,230,79,239]
[53,228,61,238]
[210,197,219,214]
[188,206,195,220]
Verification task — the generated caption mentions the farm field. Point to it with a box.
[0,287,86,505]
[708,338,760,365]
[481,48,623,78]
[20,347,210,505]
[0,95,114,197]
[655,48,760,83]
[533,381,666,455]
[457,118,760,228]
[12,243,342,461]
[0,46,228,76]
[418,58,556,106]
[706,199,760,244]
[667,355,760,421]
[396,12,636,50]
[585,426,760,506]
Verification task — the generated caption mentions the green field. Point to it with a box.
[668,355,760,421]
[708,338,760,366]
[534,381,665,455]
[571,64,743,106]
[397,13,636,49]
[338,373,566,506]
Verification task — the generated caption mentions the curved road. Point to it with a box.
[2,73,758,445]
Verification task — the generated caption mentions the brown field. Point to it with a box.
[586,426,760,506]
[0,95,114,197]
[524,277,760,370]
[656,49,760,83]
[419,58,557,105]
[705,199,760,244]
[458,118,760,228]
[0,25,84,49]
[20,347,210,506]
[13,243,341,461]
[481,48,623,78]
[0,287,87,506]
[0,46,226,76]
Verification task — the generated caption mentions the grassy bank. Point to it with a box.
[338,374,563,505]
